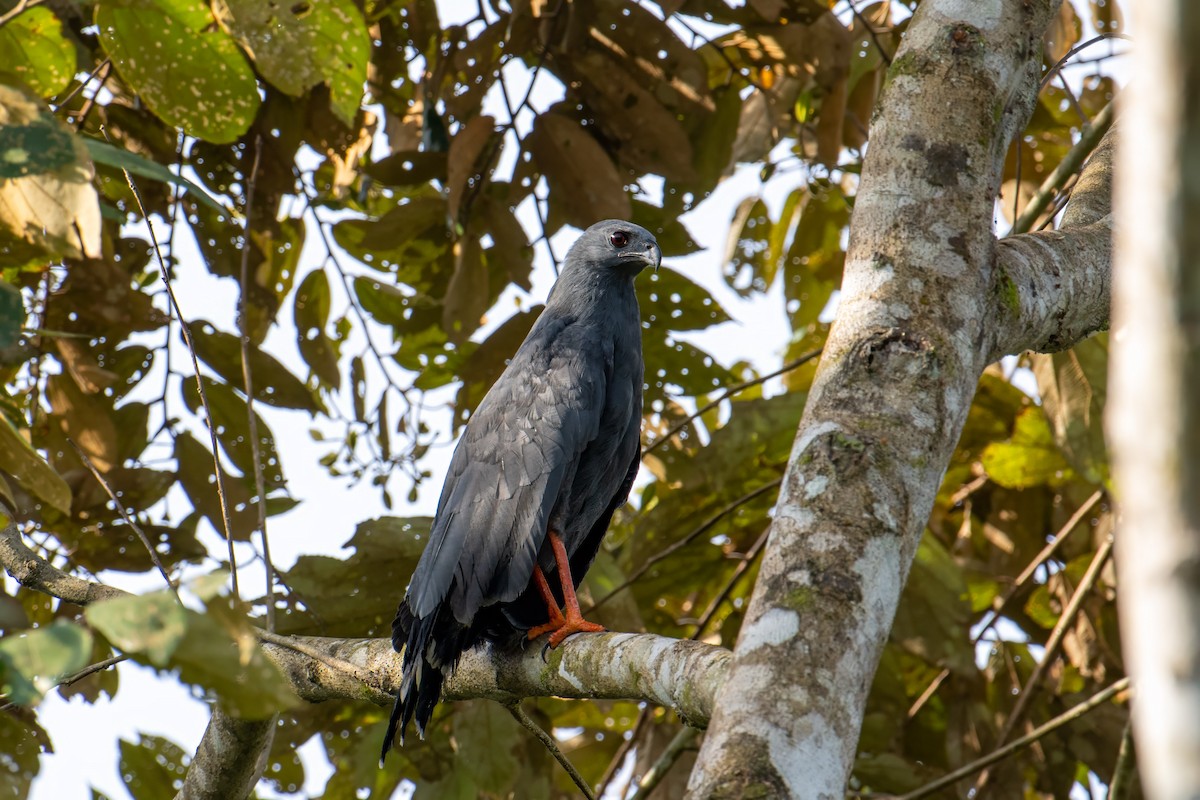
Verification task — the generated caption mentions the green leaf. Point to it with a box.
[170,599,296,718]
[118,734,188,799]
[0,711,43,796]
[218,0,369,125]
[638,265,732,332]
[0,114,74,179]
[294,268,341,389]
[0,621,92,705]
[0,7,76,97]
[722,196,773,297]
[85,592,188,666]
[0,412,71,515]
[981,406,1074,489]
[189,321,323,412]
[1031,334,1109,487]
[82,139,225,213]
[180,375,286,489]
[279,516,429,637]
[173,431,259,540]
[0,280,24,349]
[452,702,522,792]
[0,85,101,265]
[96,0,260,144]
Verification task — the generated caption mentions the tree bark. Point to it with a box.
[686,1,1116,796]
[1110,1,1200,797]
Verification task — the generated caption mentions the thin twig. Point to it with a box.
[52,58,111,115]
[67,438,180,603]
[73,62,112,133]
[105,127,242,602]
[848,0,893,66]
[973,533,1116,795]
[0,653,130,713]
[627,726,700,800]
[1010,100,1115,235]
[1108,717,1138,800]
[596,707,649,798]
[0,0,44,29]
[505,701,596,800]
[495,14,560,275]
[586,477,783,614]
[689,525,770,640]
[644,349,822,456]
[237,138,275,633]
[907,489,1104,719]
[61,653,129,687]
[896,677,1130,800]
[1039,34,1133,93]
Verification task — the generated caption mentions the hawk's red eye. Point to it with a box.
[609,231,630,248]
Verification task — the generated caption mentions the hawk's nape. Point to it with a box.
[380,220,659,763]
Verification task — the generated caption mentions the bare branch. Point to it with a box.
[506,702,595,800]
[264,632,730,729]
[67,438,180,603]
[106,134,243,600]
[991,125,1115,359]
[236,138,276,633]
[896,678,1131,800]
[0,523,127,605]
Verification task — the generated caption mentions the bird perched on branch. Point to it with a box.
[381,220,660,762]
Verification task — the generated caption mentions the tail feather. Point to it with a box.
[379,599,472,765]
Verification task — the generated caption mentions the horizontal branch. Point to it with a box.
[1,523,731,729]
[268,632,731,728]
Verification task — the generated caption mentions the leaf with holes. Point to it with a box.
[181,375,286,489]
[216,0,369,125]
[294,268,341,389]
[118,734,189,799]
[638,266,731,332]
[0,7,76,97]
[96,0,260,144]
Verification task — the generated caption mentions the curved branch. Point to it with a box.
[0,524,127,604]
[990,125,1116,359]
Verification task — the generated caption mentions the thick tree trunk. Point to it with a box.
[686,1,1115,796]
[1110,1,1200,797]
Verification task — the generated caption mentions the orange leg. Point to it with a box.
[525,531,606,647]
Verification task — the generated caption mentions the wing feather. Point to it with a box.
[406,313,609,622]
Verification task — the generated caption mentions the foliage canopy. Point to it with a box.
[0,0,1126,797]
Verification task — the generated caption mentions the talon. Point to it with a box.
[541,642,552,662]
[525,531,607,649]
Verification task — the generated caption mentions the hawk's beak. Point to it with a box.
[620,243,661,272]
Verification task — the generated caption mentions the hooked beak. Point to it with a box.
[620,242,661,272]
